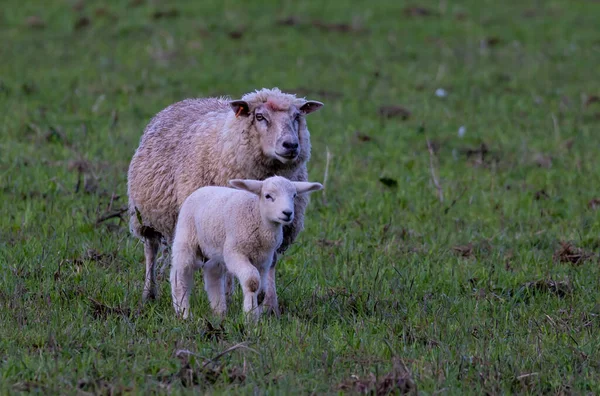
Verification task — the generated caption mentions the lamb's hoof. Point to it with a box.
[246,310,261,323]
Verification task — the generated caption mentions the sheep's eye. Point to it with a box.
[265,194,273,201]
[294,114,301,122]
[293,193,297,198]
[256,113,266,122]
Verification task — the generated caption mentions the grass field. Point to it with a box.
[2,0,600,394]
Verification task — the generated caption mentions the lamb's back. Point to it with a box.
[184,187,257,255]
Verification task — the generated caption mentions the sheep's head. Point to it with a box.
[229,176,323,225]
[230,89,323,165]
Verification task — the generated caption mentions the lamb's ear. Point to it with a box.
[230,100,250,117]
[229,179,263,195]
[293,182,323,194]
[299,101,324,115]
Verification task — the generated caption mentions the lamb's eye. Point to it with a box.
[265,194,273,201]
[293,193,297,198]
[256,113,265,122]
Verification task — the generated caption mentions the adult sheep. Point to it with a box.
[127,88,323,315]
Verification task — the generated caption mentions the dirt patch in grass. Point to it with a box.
[157,347,247,388]
[588,198,600,210]
[379,177,398,188]
[89,297,131,319]
[199,319,227,342]
[74,16,91,30]
[317,238,343,248]
[13,381,47,393]
[553,242,595,265]
[534,153,552,169]
[517,279,572,298]
[481,36,502,47]
[337,357,416,394]
[276,17,368,34]
[25,16,45,29]
[355,131,373,142]
[379,105,411,120]
[77,378,131,394]
[310,20,368,34]
[534,189,550,200]
[585,94,599,107]
[152,8,180,20]
[453,243,473,258]
[403,6,437,17]
[297,287,403,319]
[457,143,502,168]
[64,249,116,272]
[452,241,492,259]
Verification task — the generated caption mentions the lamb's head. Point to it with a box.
[229,88,323,166]
[229,176,323,225]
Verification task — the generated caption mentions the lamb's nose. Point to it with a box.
[282,141,299,150]
[282,210,292,218]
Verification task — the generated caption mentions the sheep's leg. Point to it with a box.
[262,252,280,317]
[224,272,237,303]
[157,244,172,277]
[203,260,227,316]
[143,238,160,301]
[170,236,196,319]
[224,253,261,321]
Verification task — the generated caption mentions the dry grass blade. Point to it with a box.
[96,206,128,225]
[427,138,443,203]
[202,342,258,368]
[322,146,332,205]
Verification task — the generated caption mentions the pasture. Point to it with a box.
[1,0,600,393]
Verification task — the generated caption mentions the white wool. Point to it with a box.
[170,176,322,320]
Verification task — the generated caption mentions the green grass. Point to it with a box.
[2,0,600,393]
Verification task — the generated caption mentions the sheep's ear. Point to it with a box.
[230,100,250,117]
[229,179,263,195]
[293,182,323,194]
[299,101,324,115]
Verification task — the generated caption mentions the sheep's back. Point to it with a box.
[128,98,230,240]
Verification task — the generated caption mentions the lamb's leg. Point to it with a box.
[203,260,227,316]
[143,238,160,301]
[170,236,196,319]
[267,192,307,316]
[262,252,280,317]
[224,253,261,321]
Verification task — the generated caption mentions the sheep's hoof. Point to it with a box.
[142,288,158,302]
[262,302,281,318]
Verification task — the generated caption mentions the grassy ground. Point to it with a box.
[2,0,600,394]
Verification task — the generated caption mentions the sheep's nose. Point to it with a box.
[282,141,299,150]
[282,210,292,218]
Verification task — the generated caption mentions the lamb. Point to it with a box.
[127,88,323,314]
[170,176,323,320]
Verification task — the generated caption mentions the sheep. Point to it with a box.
[127,88,323,314]
[169,176,323,320]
